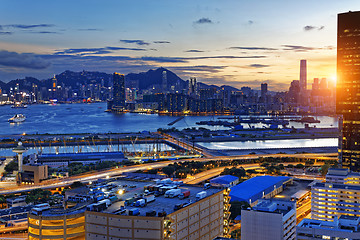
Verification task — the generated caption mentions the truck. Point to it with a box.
[109,195,119,203]
[135,199,146,207]
[178,190,190,199]
[196,191,207,201]
[146,210,157,216]
[135,195,155,207]
[125,197,136,206]
[129,208,140,216]
[144,195,155,203]
[98,199,111,207]
[164,189,181,198]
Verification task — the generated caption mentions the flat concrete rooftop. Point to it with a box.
[102,179,222,217]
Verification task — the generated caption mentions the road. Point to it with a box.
[297,200,312,223]
[0,152,335,195]
[184,163,260,184]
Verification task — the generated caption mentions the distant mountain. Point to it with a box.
[0,67,241,93]
[126,67,186,90]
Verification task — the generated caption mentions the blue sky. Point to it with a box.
[0,0,359,90]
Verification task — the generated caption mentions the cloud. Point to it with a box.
[77,28,102,31]
[168,65,227,73]
[0,50,50,69]
[120,39,150,46]
[27,31,59,34]
[282,45,316,52]
[304,25,316,31]
[153,41,170,44]
[186,55,266,60]
[140,56,187,63]
[2,24,55,29]
[229,46,277,51]
[0,31,12,35]
[194,17,213,24]
[304,25,325,31]
[247,64,270,68]
[140,55,266,62]
[185,49,205,53]
[55,46,147,55]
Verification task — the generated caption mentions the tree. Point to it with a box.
[26,189,52,204]
[4,160,18,173]
[295,163,305,169]
[229,201,250,219]
[70,181,84,189]
[162,166,176,177]
[320,164,331,176]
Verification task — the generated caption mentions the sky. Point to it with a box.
[0,0,359,90]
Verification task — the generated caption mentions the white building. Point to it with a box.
[311,182,360,221]
[326,168,360,185]
[241,199,296,240]
[297,216,360,240]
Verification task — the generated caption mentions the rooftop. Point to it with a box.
[298,218,360,233]
[210,175,239,184]
[103,179,222,217]
[251,199,295,216]
[229,176,291,203]
[0,206,33,217]
[313,182,360,191]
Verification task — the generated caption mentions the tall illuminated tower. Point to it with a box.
[162,70,167,92]
[337,11,360,170]
[300,60,307,93]
[112,72,125,111]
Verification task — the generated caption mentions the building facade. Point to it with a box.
[112,72,125,112]
[337,11,360,170]
[297,216,360,240]
[85,189,230,240]
[241,199,296,240]
[311,182,360,221]
[28,207,85,240]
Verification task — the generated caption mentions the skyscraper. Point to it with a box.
[300,60,307,92]
[261,83,268,103]
[162,70,167,92]
[337,11,360,170]
[112,72,125,111]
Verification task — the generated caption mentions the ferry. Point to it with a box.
[11,102,28,108]
[8,114,26,123]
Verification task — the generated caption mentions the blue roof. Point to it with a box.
[229,176,290,204]
[210,175,239,184]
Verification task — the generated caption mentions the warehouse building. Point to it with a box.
[30,151,126,167]
[210,175,239,188]
[229,176,292,206]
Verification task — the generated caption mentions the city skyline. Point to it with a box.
[1,1,359,90]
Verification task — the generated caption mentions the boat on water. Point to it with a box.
[11,102,28,108]
[8,114,26,123]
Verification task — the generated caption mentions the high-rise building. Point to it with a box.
[312,78,319,91]
[188,77,197,97]
[112,72,125,111]
[241,199,296,240]
[337,11,360,170]
[261,83,268,103]
[311,181,360,221]
[300,60,307,92]
[162,70,167,92]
